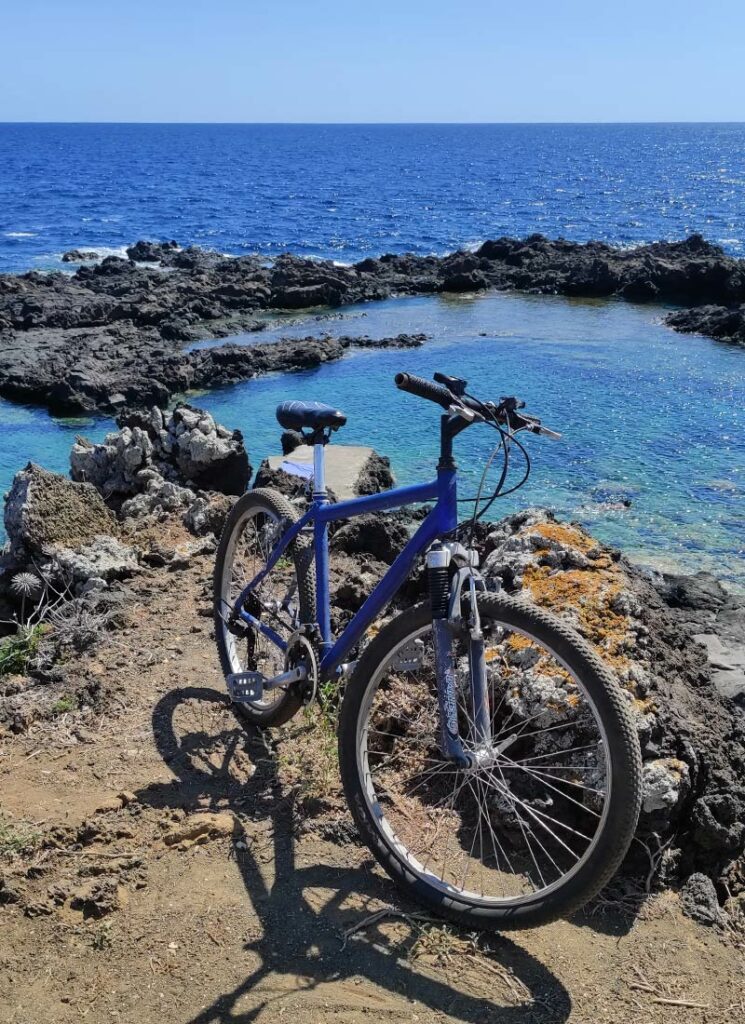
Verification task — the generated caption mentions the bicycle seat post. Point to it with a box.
[310,427,329,502]
[310,426,332,651]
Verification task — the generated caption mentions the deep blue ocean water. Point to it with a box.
[2,122,744,271]
[0,124,743,586]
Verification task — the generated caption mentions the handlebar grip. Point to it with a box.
[394,372,454,410]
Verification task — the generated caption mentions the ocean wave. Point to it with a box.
[4,231,37,238]
[49,245,131,263]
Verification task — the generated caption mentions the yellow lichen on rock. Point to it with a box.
[516,520,641,693]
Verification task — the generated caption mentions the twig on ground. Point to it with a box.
[650,997,709,1009]
[341,907,436,948]
[634,832,675,892]
[463,952,531,1003]
[626,964,710,1012]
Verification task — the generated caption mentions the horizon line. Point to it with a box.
[1,119,745,127]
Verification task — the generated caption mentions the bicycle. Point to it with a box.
[214,371,642,929]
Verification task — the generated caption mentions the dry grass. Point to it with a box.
[0,815,42,859]
[276,706,341,813]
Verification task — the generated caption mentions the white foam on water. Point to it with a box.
[4,231,37,238]
[48,245,131,264]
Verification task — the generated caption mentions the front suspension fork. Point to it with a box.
[428,545,492,767]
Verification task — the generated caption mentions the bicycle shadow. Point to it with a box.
[140,686,573,1024]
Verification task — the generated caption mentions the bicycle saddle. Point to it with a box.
[275,400,347,432]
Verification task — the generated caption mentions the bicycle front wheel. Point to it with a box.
[338,594,642,929]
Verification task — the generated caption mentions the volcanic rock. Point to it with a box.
[71,404,250,498]
[479,508,745,890]
[665,304,745,347]
[61,250,99,263]
[4,463,120,562]
[2,235,744,415]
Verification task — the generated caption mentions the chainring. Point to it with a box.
[284,632,319,705]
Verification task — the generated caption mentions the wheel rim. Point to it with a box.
[355,616,613,908]
[217,503,302,712]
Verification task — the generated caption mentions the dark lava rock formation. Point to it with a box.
[476,509,745,896]
[665,304,745,347]
[1,235,743,415]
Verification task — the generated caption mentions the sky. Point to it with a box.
[1,0,744,123]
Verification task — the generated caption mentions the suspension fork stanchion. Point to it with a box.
[466,574,492,748]
[428,545,471,768]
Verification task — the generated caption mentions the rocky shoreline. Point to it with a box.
[1,403,744,928]
[0,234,743,415]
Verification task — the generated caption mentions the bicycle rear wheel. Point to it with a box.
[338,593,642,929]
[214,488,315,727]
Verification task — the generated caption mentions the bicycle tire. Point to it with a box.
[338,593,642,929]
[214,488,316,727]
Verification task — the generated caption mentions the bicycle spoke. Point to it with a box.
[480,767,593,847]
[492,760,549,889]
[501,758,606,800]
[510,743,600,765]
[218,501,306,712]
[357,615,612,908]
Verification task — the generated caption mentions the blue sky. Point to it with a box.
[2,0,744,122]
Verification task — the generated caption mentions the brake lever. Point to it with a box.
[510,409,562,440]
[449,403,484,423]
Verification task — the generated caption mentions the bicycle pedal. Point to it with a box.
[226,671,265,703]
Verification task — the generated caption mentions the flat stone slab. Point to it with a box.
[267,445,375,500]
[694,632,745,705]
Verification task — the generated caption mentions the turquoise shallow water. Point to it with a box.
[0,400,113,505]
[199,292,744,587]
[1,292,743,588]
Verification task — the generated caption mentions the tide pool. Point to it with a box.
[1,291,743,589]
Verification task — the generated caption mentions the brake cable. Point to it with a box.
[455,390,534,547]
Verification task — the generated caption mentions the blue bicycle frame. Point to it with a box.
[234,443,458,681]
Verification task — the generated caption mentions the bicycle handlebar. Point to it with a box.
[394,371,561,439]
[394,372,458,411]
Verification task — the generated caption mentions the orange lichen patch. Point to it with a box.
[633,696,656,715]
[531,520,595,554]
[547,700,570,715]
[521,557,637,690]
[546,665,574,687]
[505,633,534,651]
[484,646,501,663]
[529,521,614,569]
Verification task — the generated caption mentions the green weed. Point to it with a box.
[0,624,44,677]
[51,694,77,715]
[0,817,41,858]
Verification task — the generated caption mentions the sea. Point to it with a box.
[0,123,743,587]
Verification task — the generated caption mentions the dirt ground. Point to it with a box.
[1,543,743,1024]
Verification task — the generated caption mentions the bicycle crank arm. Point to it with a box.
[227,665,306,703]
